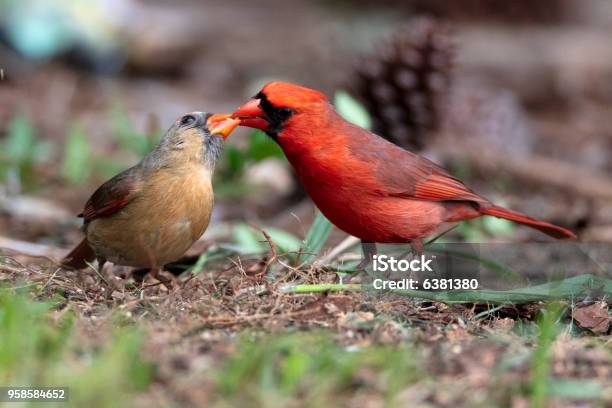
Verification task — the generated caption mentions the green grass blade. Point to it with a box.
[547,379,603,400]
[233,224,302,255]
[233,223,264,253]
[62,123,91,185]
[283,274,611,304]
[265,228,302,254]
[5,115,35,164]
[427,246,524,284]
[300,210,333,263]
[530,302,564,408]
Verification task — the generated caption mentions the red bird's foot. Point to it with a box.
[356,242,377,270]
[355,258,370,271]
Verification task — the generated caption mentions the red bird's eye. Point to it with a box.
[279,107,293,117]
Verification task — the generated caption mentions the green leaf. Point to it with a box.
[300,210,334,263]
[5,115,35,164]
[264,228,302,254]
[223,145,246,176]
[394,274,612,304]
[109,103,151,157]
[427,245,523,284]
[233,224,264,253]
[31,140,53,163]
[247,129,284,161]
[187,247,235,275]
[2,114,53,188]
[93,160,127,178]
[457,219,485,241]
[547,379,603,400]
[232,225,301,255]
[62,124,91,185]
[483,216,515,236]
[334,91,371,129]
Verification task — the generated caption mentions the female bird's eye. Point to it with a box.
[180,115,197,126]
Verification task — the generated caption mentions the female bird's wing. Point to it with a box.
[80,168,144,224]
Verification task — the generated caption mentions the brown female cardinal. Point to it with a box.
[232,82,576,262]
[62,112,240,284]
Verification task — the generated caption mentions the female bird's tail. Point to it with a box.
[481,206,576,239]
[61,238,96,269]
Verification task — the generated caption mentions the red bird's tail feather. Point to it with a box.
[61,238,96,269]
[481,206,576,239]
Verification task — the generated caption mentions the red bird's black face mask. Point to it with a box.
[256,92,294,138]
[232,92,294,140]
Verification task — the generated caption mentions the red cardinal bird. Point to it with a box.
[232,82,576,261]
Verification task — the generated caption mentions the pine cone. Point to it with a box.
[351,17,453,151]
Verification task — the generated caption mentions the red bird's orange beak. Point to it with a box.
[231,98,269,130]
[207,113,241,140]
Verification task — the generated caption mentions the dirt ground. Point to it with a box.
[0,246,609,407]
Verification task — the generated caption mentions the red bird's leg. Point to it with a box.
[357,242,377,270]
[410,240,424,256]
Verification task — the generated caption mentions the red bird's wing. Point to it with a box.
[411,171,486,203]
[80,169,143,224]
[347,126,487,205]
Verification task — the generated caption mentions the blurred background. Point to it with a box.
[1,2,611,407]
[2,0,612,254]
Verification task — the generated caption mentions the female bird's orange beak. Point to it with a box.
[231,98,269,130]
[207,114,241,140]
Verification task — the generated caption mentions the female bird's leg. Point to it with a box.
[97,257,106,271]
[97,257,121,290]
[149,267,175,289]
[357,242,377,270]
